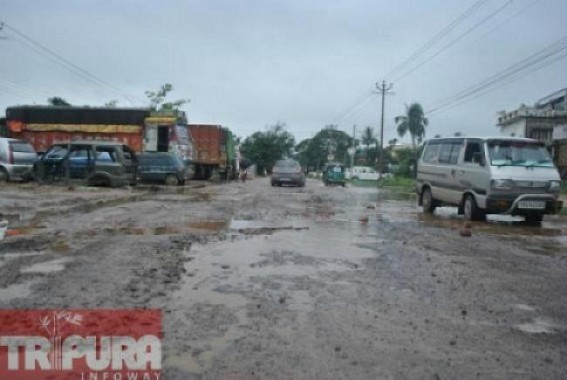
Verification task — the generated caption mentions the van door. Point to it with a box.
[456,139,489,207]
[437,140,464,204]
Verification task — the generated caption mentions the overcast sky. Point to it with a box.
[1,0,566,144]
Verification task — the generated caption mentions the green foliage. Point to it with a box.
[47,97,71,106]
[395,103,428,147]
[240,123,295,175]
[104,100,118,108]
[145,83,190,111]
[296,125,353,171]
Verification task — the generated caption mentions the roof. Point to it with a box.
[426,136,541,143]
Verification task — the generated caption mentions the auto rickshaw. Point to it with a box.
[322,162,346,186]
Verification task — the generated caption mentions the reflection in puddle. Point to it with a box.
[516,318,558,334]
[20,258,72,274]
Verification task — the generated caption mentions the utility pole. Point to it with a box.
[350,124,356,169]
[376,80,393,182]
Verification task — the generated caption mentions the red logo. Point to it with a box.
[0,309,162,379]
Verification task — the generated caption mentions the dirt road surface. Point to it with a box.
[1,179,566,379]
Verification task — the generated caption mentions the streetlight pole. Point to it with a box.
[376,80,393,182]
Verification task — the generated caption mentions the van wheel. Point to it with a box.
[464,194,486,221]
[0,167,9,182]
[164,174,180,186]
[525,213,543,224]
[421,187,437,213]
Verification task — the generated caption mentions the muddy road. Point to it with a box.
[0,179,566,379]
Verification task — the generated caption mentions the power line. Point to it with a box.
[1,22,144,105]
[427,35,567,114]
[385,0,491,79]
[392,0,516,82]
[330,88,375,125]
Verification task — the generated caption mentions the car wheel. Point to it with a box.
[525,213,543,225]
[0,167,9,182]
[463,194,486,221]
[164,174,180,186]
[421,187,437,214]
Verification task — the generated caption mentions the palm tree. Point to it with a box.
[395,103,428,148]
[361,126,375,165]
[395,103,428,176]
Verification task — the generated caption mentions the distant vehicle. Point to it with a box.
[138,152,191,186]
[346,166,380,181]
[417,137,563,223]
[0,137,37,182]
[271,159,305,187]
[323,162,346,186]
[4,106,193,162]
[187,124,238,180]
[34,140,138,187]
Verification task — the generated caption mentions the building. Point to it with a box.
[497,88,567,144]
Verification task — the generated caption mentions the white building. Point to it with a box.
[497,88,567,144]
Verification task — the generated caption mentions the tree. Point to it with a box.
[388,138,398,147]
[240,123,295,175]
[296,125,353,171]
[395,103,428,177]
[454,132,463,137]
[395,103,428,148]
[104,100,118,108]
[145,83,190,111]
[47,97,71,106]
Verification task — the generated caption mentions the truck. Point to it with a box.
[187,124,238,180]
[4,106,193,162]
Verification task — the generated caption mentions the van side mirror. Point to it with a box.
[473,152,485,166]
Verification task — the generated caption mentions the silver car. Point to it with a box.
[0,138,37,182]
[271,159,306,187]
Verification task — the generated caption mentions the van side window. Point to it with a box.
[423,143,441,163]
[438,144,453,164]
[464,142,482,163]
[449,143,461,164]
[438,143,461,165]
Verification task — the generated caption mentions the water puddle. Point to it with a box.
[78,220,227,237]
[20,258,72,274]
[516,318,559,334]
[229,219,309,235]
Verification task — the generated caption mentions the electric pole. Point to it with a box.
[376,80,393,182]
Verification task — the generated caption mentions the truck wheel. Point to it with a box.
[464,194,486,221]
[164,174,180,186]
[421,187,437,214]
[525,213,543,224]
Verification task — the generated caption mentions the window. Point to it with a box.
[464,142,482,163]
[423,143,441,163]
[438,142,462,165]
[449,143,461,164]
[438,144,453,164]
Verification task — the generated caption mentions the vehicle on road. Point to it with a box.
[417,137,563,223]
[323,162,346,186]
[138,152,190,186]
[271,159,305,187]
[34,140,138,187]
[187,124,238,180]
[346,165,380,181]
[0,137,37,182]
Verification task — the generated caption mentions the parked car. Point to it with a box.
[271,159,305,187]
[0,137,37,182]
[34,140,138,187]
[138,152,190,186]
[346,166,380,180]
[416,137,563,223]
[323,162,346,186]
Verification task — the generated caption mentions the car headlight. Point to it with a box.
[491,179,514,190]
[548,180,561,192]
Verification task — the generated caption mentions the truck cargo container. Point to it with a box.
[187,124,237,180]
[5,106,193,163]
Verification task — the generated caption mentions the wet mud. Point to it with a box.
[0,180,566,379]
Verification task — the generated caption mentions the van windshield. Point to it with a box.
[488,140,554,167]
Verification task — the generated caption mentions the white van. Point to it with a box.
[416,137,563,223]
[346,166,380,181]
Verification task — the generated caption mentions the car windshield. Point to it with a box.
[488,141,554,167]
